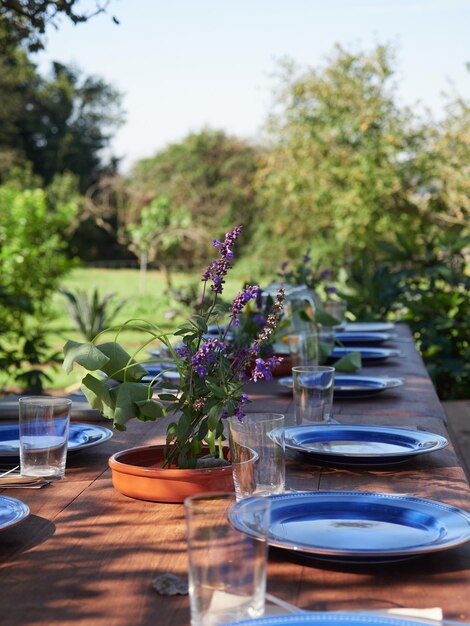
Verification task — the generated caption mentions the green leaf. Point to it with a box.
[192,315,208,334]
[318,341,333,364]
[206,381,226,398]
[315,309,341,327]
[197,418,209,441]
[157,393,178,402]
[81,374,114,418]
[334,351,362,372]
[112,383,150,429]
[135,399,166,419]
[97,342,148,382]
[63,340,109,374]
[177,413,192,441]
[207,404,223,431]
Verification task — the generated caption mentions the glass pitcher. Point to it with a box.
[262,282,317,334]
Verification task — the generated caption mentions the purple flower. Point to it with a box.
[175,345,190,358]
[234,393,249,420]
[230,284,260,326]
[321,269,332,280]
[195,364,207,377]
[250,356,283,382]
[252,313,266,329]
[302,253,312,263]
[202,225,243,293]
[191,338,225,376]
[326,284,337,294]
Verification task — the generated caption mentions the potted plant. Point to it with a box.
[63,226,285,502]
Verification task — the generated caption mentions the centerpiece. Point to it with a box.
[63,226,285,502]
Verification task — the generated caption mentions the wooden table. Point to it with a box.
[1,324,469,625]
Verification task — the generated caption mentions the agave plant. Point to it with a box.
[60,287,128,341]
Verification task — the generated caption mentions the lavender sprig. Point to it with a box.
[202,225,243,294]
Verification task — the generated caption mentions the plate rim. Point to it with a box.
[278,375,405,393]
[0,422,113,456]
[272,424,448,459]
[331,347,401,358]
[226,611,434,626]
[225,612,438,626]
[0,494,30,531]
[229,490,470,558]
[343,322,395,333]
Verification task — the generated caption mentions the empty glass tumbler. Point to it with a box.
[185,493,270,626]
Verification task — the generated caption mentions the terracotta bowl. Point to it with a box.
[109,444,235,503]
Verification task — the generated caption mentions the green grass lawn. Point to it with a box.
[42,266,246,390]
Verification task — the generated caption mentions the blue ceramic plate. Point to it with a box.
[225,613,442,626]
[343,322,395,333]
[270,424,448,466]
[0,422,113,459]
[140,361,178,384]
[334,332,395,345]
[0,495,30,531]
[229,491,470,562]
[330,347,401,363]
[278,375,404,399]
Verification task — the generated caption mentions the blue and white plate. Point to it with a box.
[343,322,395,333]
[0,422,113,459]
[270,424,448,466]
[229,491,470,563]
[278,375,404,399]
[225,613,442,626]
[330,347,401,363]
[0,495,30,531]
[334,332,395,345]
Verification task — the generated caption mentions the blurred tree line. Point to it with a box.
[0,17,468,397]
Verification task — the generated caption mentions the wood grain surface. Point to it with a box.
[1,324,469,625]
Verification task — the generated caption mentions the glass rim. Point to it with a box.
[183,491,270,511]
[227,413,285,424]
[19,396,73,406]
[291,365,335,373]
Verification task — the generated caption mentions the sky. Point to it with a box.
[37,0,470,171]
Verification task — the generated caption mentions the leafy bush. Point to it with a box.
[0,185,74,391]
[60,287,128,342]
[342,227,470,400]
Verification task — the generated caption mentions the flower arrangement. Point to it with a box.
[63,226,285,469]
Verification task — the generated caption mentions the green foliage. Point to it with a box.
[60,287,128,342]
[254,45,427,265]
[0,184,75,391]
[343,226,470,400]
[130,129,261,263]
[0,1,116,53]
[0,47,123,193]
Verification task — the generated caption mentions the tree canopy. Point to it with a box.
[254,45,432,264]
[0,0,116,52]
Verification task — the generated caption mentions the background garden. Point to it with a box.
[0,2,468,400]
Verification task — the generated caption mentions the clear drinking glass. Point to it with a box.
[228,413,285,499]
[292,366,335,424]
[19,396,72,480]
[288,332,318,367]
[323,300,347,327]
[184,493,270,626]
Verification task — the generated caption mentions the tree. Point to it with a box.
[0,1,117,53]
[84,176,201,289]
[13,61,123,192]
[130,129,261,263]
[254,45,428,264]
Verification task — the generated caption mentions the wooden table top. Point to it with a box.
[1,324,469,625]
